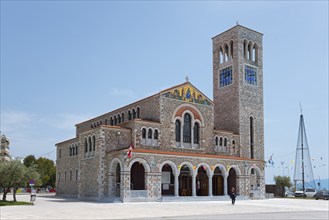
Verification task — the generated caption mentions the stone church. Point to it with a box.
[56,25,265,202]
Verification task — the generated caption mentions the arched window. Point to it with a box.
[224,138,227,147]
[69,147,72,156]
[137,107,140,118]
[58,172,61,181]
[64,170,67,181]
[253,43,258,63]
[219,47,224,64]
[154,130,158,140]
[250,116,254,159]
[110,117,113,126]
[175,120,181,142]
[92,136,96,151]
[133,109,136,119]
[76,145,78,155]
[224,44,229,62]
[118,114,121,124]
[122,113,124,122]
[85,138,88,153]
[193,123,199,144]
[219,137,223,146]
[142,128,146,139]
[70,170,72,181]
[230,41,234,59]
[105,118,108,125]
[59,149,61,158]
[128,111,132,120]
[248,41,252,60]
[88,137,92,152]
[244,40,248,59]
[148,129,152,139]
[183,113,191,143]
[215,137,218,146]
[75,169,78,180]
[114,116,117,125]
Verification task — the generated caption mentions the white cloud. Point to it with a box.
[110,88,135,98]
[1,111,35,132]
[43,113,91,131]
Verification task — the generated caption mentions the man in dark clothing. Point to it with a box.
[230,187,236,205]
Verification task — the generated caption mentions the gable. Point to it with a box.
[161,82,212,106]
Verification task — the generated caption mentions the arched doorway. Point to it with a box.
[196,166,208,196]
[179,165,192,196]
[212,167,224,195]
[131,162,145,190]
[249,166,262,197]
[161,164,174,196]
[227,168,236,193]
[115,163,121,197]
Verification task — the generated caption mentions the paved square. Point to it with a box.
[1,194,328,219]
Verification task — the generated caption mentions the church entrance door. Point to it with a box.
[179,165,192,196]
[196,166,208,196]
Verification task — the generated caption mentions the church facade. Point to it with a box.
[56,25,265,202]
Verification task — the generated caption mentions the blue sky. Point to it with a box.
[1,1,328,185]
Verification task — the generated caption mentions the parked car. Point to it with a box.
[285,189,295,197]
[313,190,329,200]
[305,188,317,198]
[295,188,317,198]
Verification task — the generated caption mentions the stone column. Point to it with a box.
[180,124,183,147]
[224,174,228,195]
[208,174,213,197]
[192,173,196,197]
[174,174,179,197]
[191,126,194,149]
[121,171,130,202]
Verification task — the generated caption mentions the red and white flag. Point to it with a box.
[126,144,134,158]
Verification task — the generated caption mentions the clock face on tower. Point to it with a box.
[219,66,233,87]
[245,65,257,86]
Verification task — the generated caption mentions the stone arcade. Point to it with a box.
[56,25,265,202]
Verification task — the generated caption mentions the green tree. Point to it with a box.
[12,164,40,202]
[274,175,292,197]
[0,160,40,201]
[23,155,36,167]
[35,157,56,188]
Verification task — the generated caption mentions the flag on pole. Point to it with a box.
[126,143,134,159]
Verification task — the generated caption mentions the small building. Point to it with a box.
[0,133,11,163]
[56,25,265,202]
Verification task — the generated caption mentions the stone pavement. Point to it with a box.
[1,193,328,219]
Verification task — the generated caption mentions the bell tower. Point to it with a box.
[213,25,264,160]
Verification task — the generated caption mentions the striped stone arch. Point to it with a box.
[196,163,212,176]
[212,163,227,176]
[227,164,242,176]
[178,161,195,176]
[109,157,123,173]
[128,157,151,173]
[159,160,179,175]
[247,164,263,176]
[171,103,205,126]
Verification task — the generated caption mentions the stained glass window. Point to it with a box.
[175,120,181,142]
[183,114,191,143]
[245,65,257,85]
[219,66,233,87]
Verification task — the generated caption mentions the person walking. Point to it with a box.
[230,187,236,205]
